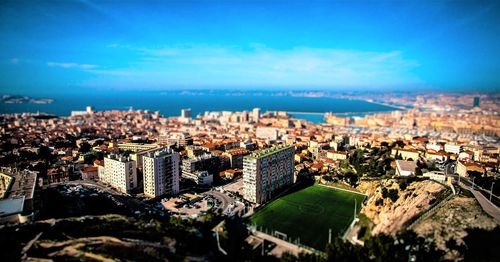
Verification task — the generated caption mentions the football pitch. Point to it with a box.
[249,184,366,250]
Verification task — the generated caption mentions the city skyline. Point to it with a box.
[1,0,500,93]
[0,1,499,260]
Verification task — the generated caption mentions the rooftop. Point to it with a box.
[245,144,293,159]
[145,148,176,158]
[0,197,25,217]
[106,153,133,163]
[396,160,417,172]
[0,170,37,200]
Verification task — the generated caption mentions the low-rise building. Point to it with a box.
[160,132,193,147]
[81,166,98,180]
[392,148,420,161]
[115,142,159,152]
[396,160,417,177]
[422,171,447,183]
[183,170,213,186]
[456,160,484,177]
[444,143,461,155]
[0,197,26,224]
[0,169,38,224]
[326,150,348,161]
[182,153,220,179]
[223,148,250,169]
[256,126,278,140]
[186,146,205,158]
[425,150,448,162]
[219,169,242,180]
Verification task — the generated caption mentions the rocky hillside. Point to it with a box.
[358,179,449,236]
[413,195,499,260]
[0,214,215,261]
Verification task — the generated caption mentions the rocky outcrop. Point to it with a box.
[360,179,448,236]
[413,196,499,260]
[357,180,381,196]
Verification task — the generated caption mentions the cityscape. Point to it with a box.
[1,1,500,262]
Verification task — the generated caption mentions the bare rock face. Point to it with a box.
[361,179,448,236]
[357,180,381,196]
[413,196,499,260]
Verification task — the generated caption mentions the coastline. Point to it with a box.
[0,93,401,122]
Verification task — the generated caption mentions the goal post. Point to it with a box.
[274,230,287,240]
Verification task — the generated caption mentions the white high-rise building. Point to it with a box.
[252,108,261,122]
[143,148,180,198]
[102,154,137,194]
[181,108,192,119]
[243,144,294,204]
[86,106,94,114]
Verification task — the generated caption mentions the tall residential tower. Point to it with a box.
[243,144,294,204]
[143,148,180,198]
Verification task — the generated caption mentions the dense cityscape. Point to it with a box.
[1,91,498,261]
[2,0,500,261]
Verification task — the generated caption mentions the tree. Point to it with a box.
[345,172,358,187]
[79,142,92,153]
[322,175,333,182]
[387,189,399,202]
[339,160,350,170]
[371,147,380,156]
[84,153,97,165]
[381,187,388,198]
[415,167,423,176]
[281,252,322,262]
[325,238,362,262]
[396,153,403,160]
[391,140,406,148]
[224,216,249,259]
[364,231,443,262]
[462,227,500,261]
[416,160,426,169]
[92,140,104,147]
[38,145,52,160]
[399,181,408,191]
[283,231,445,262]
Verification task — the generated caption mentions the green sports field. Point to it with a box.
[249,184,366,250]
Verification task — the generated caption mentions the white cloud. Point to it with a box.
[47,62,99,69]
[87,45,422,88]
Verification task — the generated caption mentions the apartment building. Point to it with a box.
[102,154,137,193]
[143,148,180,198]
[243,144,294,204]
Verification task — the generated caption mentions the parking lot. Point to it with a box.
[161,193,214,218]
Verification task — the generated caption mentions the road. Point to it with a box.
[460,182,500,222]
[204,190,234,213]
[457,176,500,207]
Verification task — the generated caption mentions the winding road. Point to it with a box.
[459,181,500,222]
[204,190,233,213]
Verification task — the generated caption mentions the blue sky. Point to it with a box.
[1,0,500,93]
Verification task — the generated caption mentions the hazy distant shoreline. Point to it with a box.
[0,92,399,122]
[1,95,54,105]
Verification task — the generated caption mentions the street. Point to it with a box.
[459,181,500,222]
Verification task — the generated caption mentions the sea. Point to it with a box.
[0,91,397,124]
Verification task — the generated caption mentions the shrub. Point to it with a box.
[388,189,399,202]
